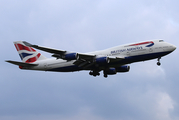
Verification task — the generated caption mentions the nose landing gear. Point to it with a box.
[157,57,161,66]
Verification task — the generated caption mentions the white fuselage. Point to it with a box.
[25,40,176,72]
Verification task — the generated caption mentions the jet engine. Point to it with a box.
[116,65,130,72]
[105,68,117,75]
[95,57,110,64]
[63,53,78,60]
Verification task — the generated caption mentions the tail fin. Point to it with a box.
[14,41,47,63]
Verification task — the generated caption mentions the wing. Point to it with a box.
[23,41,66,55]
[23,41,96,61]
[23,41,125,69]
[73,55,124,68]
[73,53,96,69]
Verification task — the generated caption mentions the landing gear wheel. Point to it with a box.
[89,71,93,75]
[104,74,108,78]
[157,62,161,66]
[89,71,100,77]
[157,57,161,66]
[97,73,100,76]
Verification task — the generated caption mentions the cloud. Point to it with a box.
[155,92,174,120]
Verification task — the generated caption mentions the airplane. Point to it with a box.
[6,40,176,78]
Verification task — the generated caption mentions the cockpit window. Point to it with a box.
[159,40,164,42]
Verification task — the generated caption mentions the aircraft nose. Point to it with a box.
[172,45,176,51]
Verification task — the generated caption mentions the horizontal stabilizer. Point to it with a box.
[6,60,38,67]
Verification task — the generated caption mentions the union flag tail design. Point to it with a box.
[14,41,47,63]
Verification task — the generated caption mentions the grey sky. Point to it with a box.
[1,0,179,120]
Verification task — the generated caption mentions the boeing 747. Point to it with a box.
[6,40,176,78]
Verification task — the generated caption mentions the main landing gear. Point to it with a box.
[103,71,108,78]
[157,57,161,66]
[89,71,100,77]
[104,74,108,78]
[89,71,108,78]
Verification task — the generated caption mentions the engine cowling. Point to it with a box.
[105,68,117,75]
[116,65,130,72]
[95,57,110,64]
[63,53,78,60]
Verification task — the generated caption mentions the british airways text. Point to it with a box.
[111,46,143,54]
